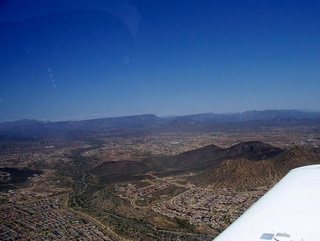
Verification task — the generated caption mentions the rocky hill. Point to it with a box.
[193,146,320,190]
[273,146,320,171]
[91,140,320,190]
[91,141,312,188]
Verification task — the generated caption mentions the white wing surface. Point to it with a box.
[213,165,320,241]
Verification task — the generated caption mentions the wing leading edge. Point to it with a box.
[213,164,320,241]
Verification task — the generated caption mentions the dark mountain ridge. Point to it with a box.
[158,141,283,171]
[91,140,320,189]
[91,141,285,184]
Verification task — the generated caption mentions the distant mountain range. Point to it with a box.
[0,114,164,137]
[173,109,320,122]
[0,110,320,137]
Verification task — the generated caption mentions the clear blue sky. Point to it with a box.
[0,0,320,122]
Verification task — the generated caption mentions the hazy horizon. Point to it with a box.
[1,108,320,124]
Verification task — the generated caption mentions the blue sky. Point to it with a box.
[0,0,320,122]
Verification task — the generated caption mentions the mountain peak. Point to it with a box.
[226,141,283,161]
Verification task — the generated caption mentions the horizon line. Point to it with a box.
[1,108,320,125]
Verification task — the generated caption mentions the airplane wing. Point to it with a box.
[213,164,320,241]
